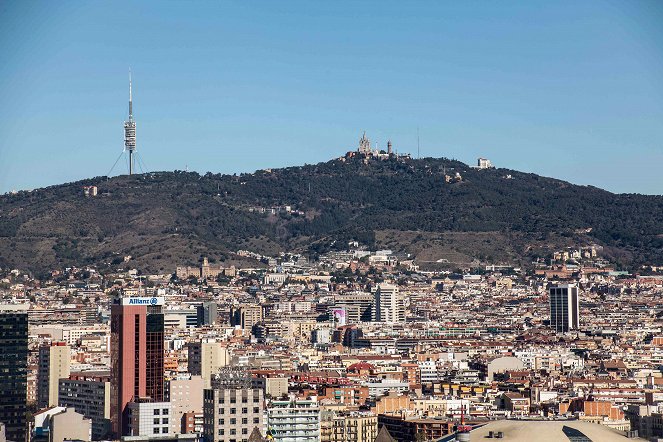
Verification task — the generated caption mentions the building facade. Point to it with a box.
[38,342,70,409]
[188,340,229,389]
[320,411,377,442]
[373,284,405,323]
[267,398,320,442]
[203,368,265,442]
[110,298,165,437]
[127,401,172,437]
[549,284,580,333]
[0,308,28,442]
[230,305,263,331]
[58,372,111,440]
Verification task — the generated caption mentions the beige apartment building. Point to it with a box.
[188,340,229,389]
[37,342,70,408]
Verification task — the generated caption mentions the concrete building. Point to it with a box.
[334,294,374,323]
[252,376,288,399]
[58,372,111,440]
[0,306,28,442]
[373,284,404,323]
[487,356,526,382]
[34,407,91,442]
[126,400,172,437]
[188,340,229,389]
[230,305,263,330]
[38,342,71,408]
[203,367,265,442]
[50,408,91,442]
[197,302,218,326]
[267,398,320,442]
[167,376,204,435]
[549,284,580,333]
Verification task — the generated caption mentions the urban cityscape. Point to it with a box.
[2,2,663,442]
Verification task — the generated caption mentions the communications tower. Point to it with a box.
[124,71,137,175]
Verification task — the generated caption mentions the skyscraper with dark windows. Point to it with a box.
[549,284,580,333]
[0,306,29,442]
[110,297,165,437]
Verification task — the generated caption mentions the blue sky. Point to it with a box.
[1,1,662,194]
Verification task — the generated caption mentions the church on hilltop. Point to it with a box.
[345,132,409,162]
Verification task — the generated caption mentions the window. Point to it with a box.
[162,418,168,424]
[230,408,236,414]
[218,429,224,435]
[219,397,225,404]
[230,418,236,425]
[154,418,160,424]
[230,429,236,435]
[162,427,169,434]
[242,397,247,403]
[253,417,259,424]
[219,408,225,414]
[218,419,224,425]
[163,409,169,414]
[153,428,159,434]
[241,418,247,425]
[241,408,247,414]
[154,409,160,415]
[253,407,259,413]
[241,428,248,435]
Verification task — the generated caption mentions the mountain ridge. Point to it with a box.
[2,155,662,275]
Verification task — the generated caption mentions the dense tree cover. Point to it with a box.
[1,155,662,272]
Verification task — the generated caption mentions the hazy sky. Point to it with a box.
[1,1,662,194]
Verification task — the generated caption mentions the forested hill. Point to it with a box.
[1,155,662,275]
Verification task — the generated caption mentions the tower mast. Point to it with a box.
[124,70,137,175]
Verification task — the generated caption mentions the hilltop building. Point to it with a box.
[477,158,494,169]
[176,257,236,280]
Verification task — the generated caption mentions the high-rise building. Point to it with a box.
[372,284,405,323]
[0,306,29,442]
[549,284,580,333]
[188,340,229,389]
[110,297,165,437]
[267,398,321,442]
[203,367,265,442]
[38,342,71,408]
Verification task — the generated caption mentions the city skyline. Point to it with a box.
[1,1,663,194]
